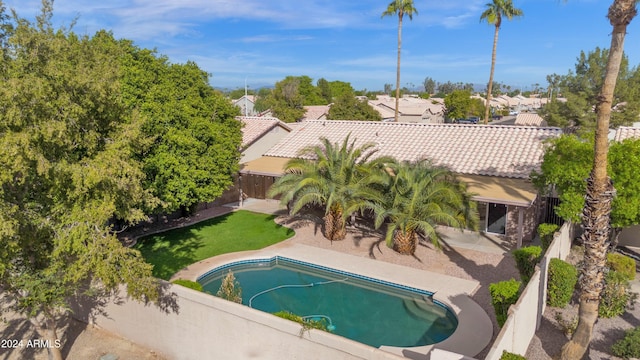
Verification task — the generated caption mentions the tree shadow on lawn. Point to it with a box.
[137,211,297,280]
[135,223,212,280]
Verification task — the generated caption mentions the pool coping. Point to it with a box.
[174,242,493,359]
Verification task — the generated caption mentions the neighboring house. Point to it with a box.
[514,113,547,127]
[301,105,331,121]
[484,94,551,114]
[240,120,563,245]
[232,95,257,116]
[613,125,640,142]
[612,126,640,248]
[367,101,396,122]
[369,95,445,123]
[238,116,292,164]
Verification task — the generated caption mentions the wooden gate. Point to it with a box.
[241,174,277,199]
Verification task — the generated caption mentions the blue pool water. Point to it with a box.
[198,257,458,348]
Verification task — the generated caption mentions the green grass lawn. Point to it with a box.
[134,210,295,280]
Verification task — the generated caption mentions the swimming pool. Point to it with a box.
[197,257,458,348]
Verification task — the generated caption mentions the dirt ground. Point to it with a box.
[0,302,164,360]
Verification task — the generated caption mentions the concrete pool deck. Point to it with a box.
[173,241,493,359]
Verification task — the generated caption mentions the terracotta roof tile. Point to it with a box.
[264,120,562,179]
[614,126,640,142]
[515,113,547,127]
[302,105,330,120]
[238,116,291,148]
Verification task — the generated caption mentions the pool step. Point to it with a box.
[402,297,455,331]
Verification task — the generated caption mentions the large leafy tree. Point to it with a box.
[374,161,478,255]
[317,78,332,103]
[560,1,638,358]
[423,77,436,94]
[328,80,355,101]
[480,0,523,124]
[0,4,159,359]
[116,38,242,215]
[381,0,418,122]
[539,48,640,130]
[444,90,472,120]
[328,91,382,121]
[264,76,306,122]
[532,135,640,247]
[268,136,391,241]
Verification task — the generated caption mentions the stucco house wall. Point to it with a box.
[241,125,290,164]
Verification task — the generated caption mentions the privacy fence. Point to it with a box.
[484,222,575,359]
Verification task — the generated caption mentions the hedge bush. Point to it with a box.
[612,327,640,359]
[490,279,522,327]
[171,279,203,292]
[513,246,542,283]
[273,311,330,332]
[607,252,636,281]
[499,351,527,360]
[537,223,559,252]
[547,258,578,308]
[599,270,638,318]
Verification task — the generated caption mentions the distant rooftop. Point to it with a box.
[614,126,640,142]
[514,113,547,127]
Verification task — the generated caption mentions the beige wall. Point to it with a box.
[71,283,406,360]
[618,225,640,248]
[241,126,290,164]
[485,222,574,359]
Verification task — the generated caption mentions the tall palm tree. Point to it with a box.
[373,160,478,255]
[560,1,637,359]
[268,135,391,241]
[382,0,418,122]
[480,0,523,124]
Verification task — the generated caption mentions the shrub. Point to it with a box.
[273,311,330,334]
[599,270,638,318]
[499,351,526,360]
[607,252,636,281]
[513,246,542,283]
[490,279,522,327]
[547,258,578,308]
[216,271,242,303]
[612,327,640,359]
[538,223,559,252]
[171,279,203,292]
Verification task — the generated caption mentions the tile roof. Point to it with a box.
[514,113,547,127]
[614,126,640,141]
[370,95,444,116]
[264,120,562,179]
[238,116,291,148]
[302,105,331,120]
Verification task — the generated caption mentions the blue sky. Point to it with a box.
[5,0,640,92]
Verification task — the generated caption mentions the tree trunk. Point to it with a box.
[324,208,346,241]
[559,2,636,358]
[394,14,403,122]
[392,229,417,255]
[31,313,63,360]
[45,316,63,360]
[609,227,622,251]
[484,25,500,124]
